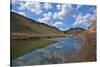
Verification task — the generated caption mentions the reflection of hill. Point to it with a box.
[11,12,64,35]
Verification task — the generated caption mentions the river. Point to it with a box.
[11,34,86,66]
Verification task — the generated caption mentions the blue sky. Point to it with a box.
[11,0,96,31]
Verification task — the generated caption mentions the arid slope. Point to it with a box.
[65,22,96,62]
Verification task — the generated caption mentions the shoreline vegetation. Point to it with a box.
[12,33,66,40]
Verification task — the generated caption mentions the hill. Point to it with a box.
[11,12,66,59]
[64,28,85,34]
[11,12,64,35]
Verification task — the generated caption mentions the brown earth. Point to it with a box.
[65,22,96,63]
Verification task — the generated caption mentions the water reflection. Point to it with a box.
[12,34,85,66]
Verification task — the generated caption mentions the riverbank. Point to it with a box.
[12,33,66,40]
[11,33,66,59]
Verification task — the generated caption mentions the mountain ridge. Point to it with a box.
[11,12,64,35]
[64,27,85,34]
[11,12,86,36]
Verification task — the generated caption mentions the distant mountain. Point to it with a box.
[64,28,85,34]
[11,12,64,35]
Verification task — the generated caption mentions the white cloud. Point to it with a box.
[57,4,62,11]
[72,14,77,18]
[17,11,26,16]
[93,10,96,14]
[43,3,52,10]
[76,13,83,21]
[76,5,82,9]
[38,12,52,24]
[11,9,15,12]
[74,5,82,13]
[18,3,26,10]
[58,4,72,19]
[38,17,51,24]
[89,7,96,13]
[53,22,64,27]
[73,13,96,28]
[26,1,43,15]
[53,12,58,19]
[16,1,43,15]
[43,12,52,18]
[11,0,27,10]
[11,0,24,4]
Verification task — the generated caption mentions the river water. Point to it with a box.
[11,34,86,66]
